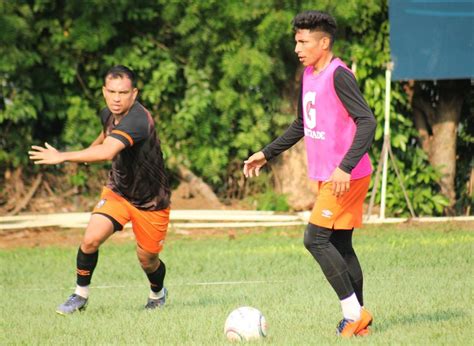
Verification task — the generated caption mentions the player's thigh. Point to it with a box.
[310,176,370,229]
[309,182,341,228]
[82,214,116,250]
[131,207,170,255]
[82,188,131,250]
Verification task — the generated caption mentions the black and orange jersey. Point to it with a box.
[100,102,170,211]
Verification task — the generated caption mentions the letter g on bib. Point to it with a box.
[303,91,317,129]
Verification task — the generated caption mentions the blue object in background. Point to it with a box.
[389,0,474,80]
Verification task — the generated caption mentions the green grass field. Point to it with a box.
[1,222,473,345]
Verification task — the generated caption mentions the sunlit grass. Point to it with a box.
[1,222,472,344]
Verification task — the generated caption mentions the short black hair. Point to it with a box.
[292,11,337,46]
[104,65,137,87]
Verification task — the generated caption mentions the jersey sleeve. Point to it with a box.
[109,104,150,147]
[99,108,110,128]
[334,67,376,173]
[261,79,304,161]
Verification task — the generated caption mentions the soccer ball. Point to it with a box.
[224,306,268,341]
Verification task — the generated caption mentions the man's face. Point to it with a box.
[102,76,138,116]
[294,29,330,67]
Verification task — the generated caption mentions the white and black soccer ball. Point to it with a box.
[224,306,268,342]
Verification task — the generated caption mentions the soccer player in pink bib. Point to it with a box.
[243,11,376,337]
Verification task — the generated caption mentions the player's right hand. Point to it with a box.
[243,151,267,178]
[28,142,63,165]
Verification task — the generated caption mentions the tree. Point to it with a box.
[0,0,470,216]
[408,80,471,215]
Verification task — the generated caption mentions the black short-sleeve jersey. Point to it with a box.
[100,102,170,210]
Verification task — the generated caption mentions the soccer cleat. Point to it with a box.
[56,294,88,315]
[355,308,373,336]
[336,318,359,337]
[336,308,373,338]
[145,287,168,310]
[355,327,371,336]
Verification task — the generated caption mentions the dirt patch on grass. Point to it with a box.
[0,182,250,249]
[0,227,83,249]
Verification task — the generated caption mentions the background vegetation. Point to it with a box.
[0,0,472,216]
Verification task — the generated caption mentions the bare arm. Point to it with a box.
[29,136,125,165]
[89,131,105,147]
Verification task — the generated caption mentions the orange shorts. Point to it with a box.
[309,175,370,229]
[92,187,170,254]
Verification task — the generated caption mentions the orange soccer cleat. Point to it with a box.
[336,308,373,338]
[355,327,371,336]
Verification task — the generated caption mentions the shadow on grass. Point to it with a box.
[376,309,468,332]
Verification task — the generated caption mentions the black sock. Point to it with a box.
[146,260,166,293]
[303,223,354,300]
[330,229,364,306]
[76,247,98,287]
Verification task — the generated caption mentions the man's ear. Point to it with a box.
[322,36,331,50]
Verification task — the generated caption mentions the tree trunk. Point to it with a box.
[411,79,470,215]
[270,140,316,211]
[268,69,316,211]
[166,156,223,208]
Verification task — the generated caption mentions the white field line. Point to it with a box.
[3,280,284,292]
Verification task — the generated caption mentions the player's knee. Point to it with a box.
[303,225,314,251]
[138,254,159,273]
[303,223,331,259]
[304,224,328,247]
[81,237,102,253]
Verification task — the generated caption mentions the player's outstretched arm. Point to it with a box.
[29,136,125,165]
[89,131,105,147]
[243,151,267,178]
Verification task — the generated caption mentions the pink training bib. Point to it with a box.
[302,58,372,181]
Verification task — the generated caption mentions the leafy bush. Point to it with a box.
[245,190,290,212]
[0,0,469,215]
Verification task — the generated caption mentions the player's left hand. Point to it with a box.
[328,167,351,197]
[29,142,63,165]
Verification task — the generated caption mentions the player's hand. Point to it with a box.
[28,142,63,165]
[328,167,351,197]
[243,151,267,178]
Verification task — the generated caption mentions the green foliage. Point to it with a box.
[241,172,290,211]
[63,96,101,149]
[370,148,450,217]
[455,100,473,215]
[245,190,290,211]
[0,0,467,215]
[68,168,88,188]
[335,1,450,216]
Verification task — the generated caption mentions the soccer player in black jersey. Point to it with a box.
[29,65,171,314]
